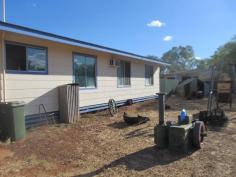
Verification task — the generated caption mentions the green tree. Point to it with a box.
[147,46,210,74]
[161,45,198,73]
[195,59,210,70]
[210,36,236,72]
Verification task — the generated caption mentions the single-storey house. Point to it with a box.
[0,22,169,127]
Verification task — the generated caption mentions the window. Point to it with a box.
[73,53,96,88]
[117,60,131,87]
[6,42,47,73]
[145,64,154,86]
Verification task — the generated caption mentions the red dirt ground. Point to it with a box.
[0,96,235,177]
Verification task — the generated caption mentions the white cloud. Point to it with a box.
[163,35,173,42]
[147,20,165,28]
[195,56,202,60]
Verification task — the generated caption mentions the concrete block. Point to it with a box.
[154,125,168,148]
[168,123,193,153]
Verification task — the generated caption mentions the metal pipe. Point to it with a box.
[230,64,236,93]
[207,66,216,112]
[157,93,166,125]
[1,32,5,102]
[2,0,6,22]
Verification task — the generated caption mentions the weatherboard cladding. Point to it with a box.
[1,32,160,115]
[0,21,169,65]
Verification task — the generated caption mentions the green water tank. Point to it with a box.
[0,101,25,141]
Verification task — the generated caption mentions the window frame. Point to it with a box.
[117,60,131,88]
[72,52,97,90]
[5,41,48,75]
[145,64,154,86]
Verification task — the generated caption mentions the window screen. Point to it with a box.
[73,54,96,88]
[145,64,154,85]
[6,44,26,71]
[117,60,131,86]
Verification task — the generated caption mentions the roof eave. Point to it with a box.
[0,22,170,66]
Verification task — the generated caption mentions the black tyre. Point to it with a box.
[193,121,206,148]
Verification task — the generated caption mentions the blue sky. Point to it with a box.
[2,0,236,59]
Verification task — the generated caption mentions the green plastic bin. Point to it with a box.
[0,101,25,141]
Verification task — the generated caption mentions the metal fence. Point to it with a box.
[160,79,179,95]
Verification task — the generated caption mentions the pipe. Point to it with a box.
[1,32,5,102]
[157,92,166,125]
[2,0,6,22]
[230,64,236,93]
[207,66,216,112]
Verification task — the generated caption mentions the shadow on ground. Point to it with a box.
[125,127,153,139]
[74,146,196,177]
[134,101,158,112]
[108,121,129,129]
[206,122,229,132]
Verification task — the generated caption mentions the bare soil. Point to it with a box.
[0,96,235,177]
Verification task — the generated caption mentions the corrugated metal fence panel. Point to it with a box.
[160,79,179,94]
[59,85,68,122]
[59,84,80,123]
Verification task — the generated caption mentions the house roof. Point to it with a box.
[0,21,169,66]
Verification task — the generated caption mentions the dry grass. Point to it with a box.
[0,96,235,177]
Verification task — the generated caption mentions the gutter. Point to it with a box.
[0,21,170,66]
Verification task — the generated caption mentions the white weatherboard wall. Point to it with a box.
[1,32,160,116]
